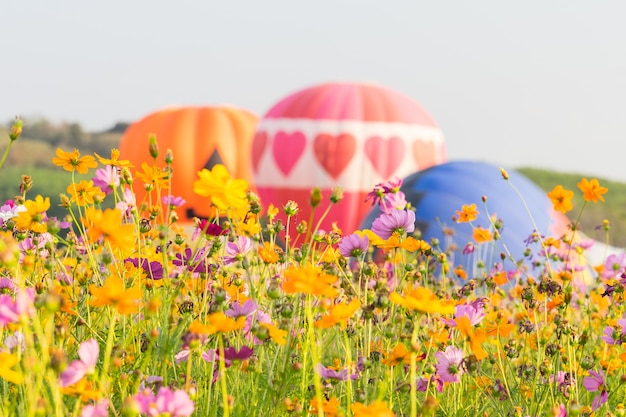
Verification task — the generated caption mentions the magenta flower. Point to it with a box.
[124,257,164,280]
[435,345,465,383]
[92,165,120,195]
[338,233,369,258]
[379,191,408,214]
[371,209,416,240]
[197,219,227,237]
[0,201,26,223]
[583,369,608,411]
[222,346,254,366]
[60,339,100,387]
[444,301,486,328]
[0,277,16,295]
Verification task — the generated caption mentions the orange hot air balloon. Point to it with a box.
[119,106,259,223]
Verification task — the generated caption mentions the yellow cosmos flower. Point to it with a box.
[67,180,105,206]
[577,178,608,203]
[260,322,287,345]
[95,148,133,167]
[390,286,454,315]
[315,298,360,329]
[193,164,248,211]
[282,263,338,297]
[14,195,50,234]
[81,207,135,254]
[52,148,98,174]
[455,203,479,223]
[189,312,246,335]
[89,275,142,315]
[0,351,23,384]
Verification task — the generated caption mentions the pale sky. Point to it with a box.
[2,1,625,181]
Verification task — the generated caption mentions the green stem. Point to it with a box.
[218,334,230,417]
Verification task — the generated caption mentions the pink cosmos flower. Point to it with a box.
[371,209,416,239]
[92,165,120,195]
[338,233,369,258]
[162,195,186,208]
[224,236,253,265]
[435,345,465,383]
[134,386,195,417]
[583,369,608,411]
[0,288,35,326]
[602,253,626,279]
[81,400,108,417]
[60,339,100,387]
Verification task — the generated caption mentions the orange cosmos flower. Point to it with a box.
[350,400,395,417]
[390,286,454,315]
[14,195,50,234]
[456,203,479,223]
[134,162,169,191]
[193,164,248,211]
[282,263,338,297]
[400,236,431,253]
[547,185,574,213]
[309,396,341,417]
[81,207,135,253]
[189,312,245,335]
[456,316,488,360]
[52,148,98,174]
[577,178,608,203]
[258,241,280,264]
[381,343,411,366]
[89,275,142,315]
[472,227,493,243]
[67,180,105,206]
[315,298,361,329]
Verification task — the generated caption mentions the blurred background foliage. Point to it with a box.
[1,118,624,248]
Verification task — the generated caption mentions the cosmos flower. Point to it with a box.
[133,386,195,417]
[583,369,608,411]
[60,339,100,387]
[338,233,369,258]
[435,345,465,383]
[92,165,120,195]
[371,209,416,240]
[577,178,608,203]
[52,148,98,174]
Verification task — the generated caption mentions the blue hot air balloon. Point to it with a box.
[361,160,571,277]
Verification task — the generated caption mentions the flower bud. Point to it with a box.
[148,133,159,159]
[9,117,23,141]
[310,187,322,209]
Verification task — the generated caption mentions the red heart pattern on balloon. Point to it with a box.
[364,136,405,179]
[251,131,268,172]
[313,133,357,179]
[272,130,307,176]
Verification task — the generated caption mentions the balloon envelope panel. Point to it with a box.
[361,160,570,271]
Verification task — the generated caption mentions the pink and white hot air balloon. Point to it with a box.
[252,81,446,238]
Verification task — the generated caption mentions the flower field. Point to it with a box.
[0,119,624,417]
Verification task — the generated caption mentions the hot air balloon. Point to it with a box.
[252,82,446,239]
[119,106,258,223]
[361,160,574,278]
